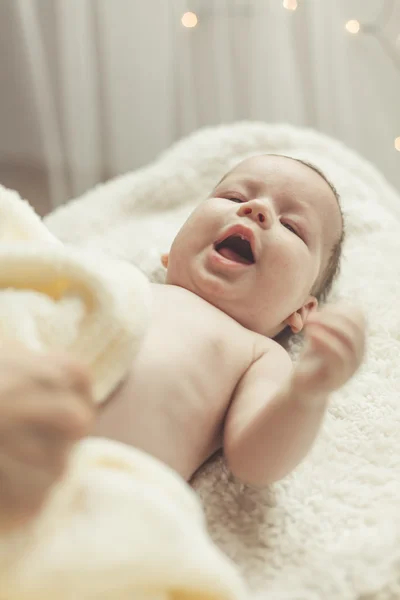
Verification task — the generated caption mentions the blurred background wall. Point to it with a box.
[0,0,399,215]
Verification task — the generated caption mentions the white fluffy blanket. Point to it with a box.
[0,185,247,600]
[45,122,400,600]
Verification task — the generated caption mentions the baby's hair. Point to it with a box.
[265,154,345,304]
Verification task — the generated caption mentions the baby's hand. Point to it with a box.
[0,346,94,531]
[293,304,367,399]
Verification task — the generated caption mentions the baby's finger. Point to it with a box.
[305,325,357,377]
[305,314,365,364]
[308,304,366,331]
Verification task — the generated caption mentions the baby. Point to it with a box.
[0,154,366,529]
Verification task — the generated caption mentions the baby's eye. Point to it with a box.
[282,221,300,237]
[217,190,246,203]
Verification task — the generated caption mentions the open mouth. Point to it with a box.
[214,234,255,265]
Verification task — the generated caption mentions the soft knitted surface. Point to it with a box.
[46,122,400,600]
[0,184,150,404]
[0,184,247,600]
[1,438,247,600]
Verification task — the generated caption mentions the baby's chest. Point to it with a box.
[94,297,259,470]
[132,308,251,410]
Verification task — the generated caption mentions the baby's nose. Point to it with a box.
[237,199,272,228]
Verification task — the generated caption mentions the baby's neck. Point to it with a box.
[156,281,288,343]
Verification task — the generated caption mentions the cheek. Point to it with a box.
[171,204,223,253]
[167,211,211,273]
[268,236,304,268]
[170,222,202,259]
[261,239,313,291]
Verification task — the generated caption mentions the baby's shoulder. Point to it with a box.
[251,332,293,370]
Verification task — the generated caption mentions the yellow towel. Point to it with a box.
[0,184,150,404]
[0,184,247,600]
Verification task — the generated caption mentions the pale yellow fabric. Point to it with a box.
[0,184,247,600]
[0,184,150,404]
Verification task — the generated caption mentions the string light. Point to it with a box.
[283,0,298,10]
[280,1,399,154]
[345,20,360,34]
[181,12,198,28]
[279,0,400,154]
[344,2,400,153]
[344,0,400,74]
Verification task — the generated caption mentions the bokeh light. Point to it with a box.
[181,12,198,28]
[345,20,361,34]
[283,0,298,10]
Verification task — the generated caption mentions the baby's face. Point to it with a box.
[166,155,342,337]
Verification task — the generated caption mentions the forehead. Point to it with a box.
[222,155,342,248]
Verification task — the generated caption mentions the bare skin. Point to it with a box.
[93,155,365,483]
[93,282,272,480]
[93,285,365,484]
[0,155,366,528]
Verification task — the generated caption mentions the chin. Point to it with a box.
[182,274,228,306]
[168,257,225,298]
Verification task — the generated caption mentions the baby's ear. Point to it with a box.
[161,253,169,269]
[285,296,318,334]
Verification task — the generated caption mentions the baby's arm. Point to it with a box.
[224,305,366,488]
[0,346,94,531]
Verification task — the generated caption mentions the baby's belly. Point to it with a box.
[91,363,226,481]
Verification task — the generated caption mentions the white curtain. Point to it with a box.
[1,0,400,207]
